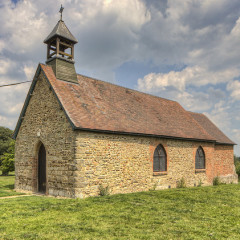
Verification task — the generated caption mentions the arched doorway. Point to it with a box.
[38,143,46,193]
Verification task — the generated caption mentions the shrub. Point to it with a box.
[176,177,186,188]
[197,180,203,187]
[149,183,158,191]
[234,155,240,178]
[234,160,240,179]
[236,164,240,179]
[99,184,110,196]
[213,176,221,186]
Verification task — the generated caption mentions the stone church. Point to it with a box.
[14,15,238,198]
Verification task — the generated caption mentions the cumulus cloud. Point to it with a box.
[232,129,240,148]
[227,81,240,101]
[0,58,12,75]
[0,40,5,53]
[138,0,240,74]
[70,0,151,81]
[138,66,240,93]
[0,115,14,129]
[0,1,47,57]
[204,101,231,130]
[23,64,36,81]
[203,101,240,150]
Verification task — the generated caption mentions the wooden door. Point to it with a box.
[38,144,46,193]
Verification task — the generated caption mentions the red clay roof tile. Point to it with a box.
[40,64,233,144]
[189,111,235,145]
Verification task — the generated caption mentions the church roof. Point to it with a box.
[44,20,78,43]
[13,64,235,145]
[189,112,235,145]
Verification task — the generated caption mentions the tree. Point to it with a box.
[0,126,14,175]
[0,140,15,176]
[234,155,240,179]
[0,126,14,167]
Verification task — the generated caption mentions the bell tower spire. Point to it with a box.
[44,6,78,83]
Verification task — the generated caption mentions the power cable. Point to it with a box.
[0,81,32,88]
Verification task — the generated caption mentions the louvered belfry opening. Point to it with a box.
[46,29,75,61]
[44,16,79,84]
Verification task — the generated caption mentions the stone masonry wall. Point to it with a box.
[75,131,237,198]
[74,133,152,198]
[150,140,212,190]
[15,71,76,198]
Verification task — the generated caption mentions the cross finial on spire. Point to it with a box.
[59,4,64,21]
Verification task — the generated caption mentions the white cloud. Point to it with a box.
[0,115,15,129]
[204,101,231,131]
[70,0,151,75]
[0,73,30,130]
[138,71,186,92]
[138,66,240,93]
[232,129,240,154]
[204,101,240,155]
[23,64,36,81]
[0,58,12,75]
[0,1,48,55]
[176,91,211,112]
[101,0,151,29]
[227,80,240,101]
[0,40,5,53]
[231,17,240,36]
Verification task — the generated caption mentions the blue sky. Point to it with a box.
[0,0,240,155]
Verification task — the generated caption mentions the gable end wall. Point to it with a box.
[14,71,76,197]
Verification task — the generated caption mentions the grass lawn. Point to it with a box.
[0,171,24,197]
[0,182,240,240]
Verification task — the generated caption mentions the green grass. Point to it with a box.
[0,171,24,197]
[0,183,240,239]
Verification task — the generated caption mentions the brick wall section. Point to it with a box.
[213,145,238,183]
[15,71,76,197]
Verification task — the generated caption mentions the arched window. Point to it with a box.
[153,144,167,172]
[195,147,205,169]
